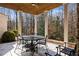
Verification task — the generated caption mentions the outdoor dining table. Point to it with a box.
[18,35,45,55]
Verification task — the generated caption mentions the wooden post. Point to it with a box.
[45,12,48,37]
[64,4,68,45]
[34,15,38,35]
[17,11,22,35]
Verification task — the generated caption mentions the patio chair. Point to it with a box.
[21,36,31,52]
[14,35,31,54]
[36,35,50,56]
[60,42,76,56]
[14,34,22,51]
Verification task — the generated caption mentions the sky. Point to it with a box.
[50,5,64,14]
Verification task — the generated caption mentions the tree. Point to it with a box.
[37,14,45,36]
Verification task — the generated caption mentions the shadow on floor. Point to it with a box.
[20,46,57,56]
[0,42,15,56]
[0,42,57,56]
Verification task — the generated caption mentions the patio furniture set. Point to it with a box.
[14,35,76,56]
[14,35,49,56]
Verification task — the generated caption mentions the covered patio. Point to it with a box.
[0,3,79,56]
[0,42,61,56]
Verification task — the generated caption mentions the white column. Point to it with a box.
[45,12,48,37]
[64,4,68,44]
[34,15,38,35]
[17,11,22,35]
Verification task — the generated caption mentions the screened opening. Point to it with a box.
[48,6,64,41]
[0,7,17,31]
[19,12,34,35]
[37,14,45,36]
[68,4,77,43]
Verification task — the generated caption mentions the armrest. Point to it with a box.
[58,44,66,51]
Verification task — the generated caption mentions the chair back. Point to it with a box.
[64,42,67,47]
[16,34,20,40]
[45,35,48,45]
[74,44,77,52]
[36,35,48,45]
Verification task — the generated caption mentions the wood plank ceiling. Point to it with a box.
[0,3,62,15]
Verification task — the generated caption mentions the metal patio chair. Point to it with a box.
[60,42,76,56]
[36,35,50,56]
[14,35,31,55]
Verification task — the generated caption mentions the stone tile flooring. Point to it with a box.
[0,42,66,56]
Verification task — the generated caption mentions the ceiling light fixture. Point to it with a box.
[32,3,37,6]
[32,3,39,9]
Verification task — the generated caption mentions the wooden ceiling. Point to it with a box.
[0,3,62,15]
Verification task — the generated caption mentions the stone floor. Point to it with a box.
[0,42,66,56]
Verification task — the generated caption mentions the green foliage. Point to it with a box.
[37,16,45,36]
[68,36,75,43]
[1,31,15,43]
[12,30,18,36]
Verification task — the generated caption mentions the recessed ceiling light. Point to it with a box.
[32,3,39,8]
[32,4,36,6]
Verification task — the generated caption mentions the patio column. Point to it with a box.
[64,4,68,44]
[34,15,38,35]
[17,11,22,35]
[45,12,48,37]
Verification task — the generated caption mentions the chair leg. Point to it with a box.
[35,45,38,54]
[21,46,23,52]
[14,43,19,52]
[14,40,22,53]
